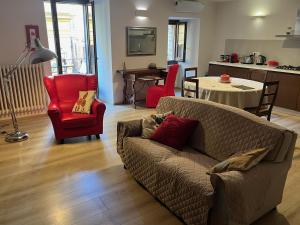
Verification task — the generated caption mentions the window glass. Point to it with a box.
[167,24,176,61]
[177,23,186,61]
[167,20,187,63]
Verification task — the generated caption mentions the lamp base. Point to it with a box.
[5,131,29,143]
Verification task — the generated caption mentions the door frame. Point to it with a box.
[48,0,97,75]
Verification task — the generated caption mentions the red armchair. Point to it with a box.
[146,64,179,108]
[43,74,106,143]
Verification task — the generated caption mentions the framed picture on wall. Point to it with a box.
[126,27,157,56]
[25,25,40,50]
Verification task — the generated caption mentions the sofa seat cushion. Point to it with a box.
[156,148,217,225]
[123,137,217,225]
[61,113,97,129]
[123,137,177,194]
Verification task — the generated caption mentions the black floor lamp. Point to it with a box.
[3,38,57,142]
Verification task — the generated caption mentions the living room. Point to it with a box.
[0,0,300,225]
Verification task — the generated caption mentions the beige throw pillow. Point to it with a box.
[72,91,96,114]
[208,147,269,174]
[141,111,173,138]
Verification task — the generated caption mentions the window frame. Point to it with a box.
[45,0,97,74]
[168,20,187,64]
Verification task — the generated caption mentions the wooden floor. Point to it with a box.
[0,104,299,225]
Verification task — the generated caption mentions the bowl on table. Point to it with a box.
[220,74,231,83]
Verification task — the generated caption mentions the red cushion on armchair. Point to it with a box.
[43,74,106,142]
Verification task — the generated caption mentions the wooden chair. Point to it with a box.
[184,67,198,79]
[245,81,279,121]
[181,67,199,98]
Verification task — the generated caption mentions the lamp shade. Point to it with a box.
[30,38,57,64]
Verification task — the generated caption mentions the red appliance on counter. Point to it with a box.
[267,60,279,67]
[230,53,239,63]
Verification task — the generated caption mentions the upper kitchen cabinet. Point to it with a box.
[268,71,300,110]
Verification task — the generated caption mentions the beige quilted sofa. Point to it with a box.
[117,97,297,225]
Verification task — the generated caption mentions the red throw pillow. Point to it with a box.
[150,115,198,150]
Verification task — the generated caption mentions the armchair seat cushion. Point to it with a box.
[61,113,97,129]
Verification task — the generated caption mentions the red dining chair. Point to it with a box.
[43,74,106,143]
[146,64,179,108]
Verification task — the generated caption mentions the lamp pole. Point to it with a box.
[2,38,57,142]
[3,47,31,142]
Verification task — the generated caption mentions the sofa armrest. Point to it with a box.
[117,119,142,159]
[91,99,106,115]
[210,160,292,225]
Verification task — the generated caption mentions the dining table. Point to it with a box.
[183,76,264,109]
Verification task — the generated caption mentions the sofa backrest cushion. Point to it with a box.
[157,97,295,162]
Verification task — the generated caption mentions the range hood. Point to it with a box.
[276,9,300,39]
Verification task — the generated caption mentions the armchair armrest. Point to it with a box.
[210,160,291,225]
[117,119,142,159]
[48,103,61,118]
[91,99,106,115]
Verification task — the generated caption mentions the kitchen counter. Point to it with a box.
[209,61,300,75]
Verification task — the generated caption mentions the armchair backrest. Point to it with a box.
[164,64,179,95]
[44,74,97,113]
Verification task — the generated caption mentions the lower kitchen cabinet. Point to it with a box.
[208,63,300,111]
[226,67,251,79]
[249,69,268,82]
[268,71,300,111]
[208,64,228,77]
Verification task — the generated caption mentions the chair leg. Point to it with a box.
[95,134,100,139]
[267,114,271,121]
[88,135,92,140]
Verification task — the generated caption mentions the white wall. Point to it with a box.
[212,0,300,59]
[108,0,217,104]
[0,0,49,66]
[0,0,217,104]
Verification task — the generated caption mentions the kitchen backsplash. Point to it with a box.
[225,39,300,66]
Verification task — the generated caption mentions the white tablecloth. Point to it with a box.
[184,77,264,108]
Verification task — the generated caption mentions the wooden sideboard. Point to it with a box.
[208,63,300,111]
[117,67,167,106]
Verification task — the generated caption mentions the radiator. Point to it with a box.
[0,64,48,120]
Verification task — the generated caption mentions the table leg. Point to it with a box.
[133,80,136,109]
[123,76,127,104]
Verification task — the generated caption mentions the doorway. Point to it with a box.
[168,17,200,88]
[44,0,97,75]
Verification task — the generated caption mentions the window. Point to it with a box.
[44,0,97,75]
[168,20,187,63]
